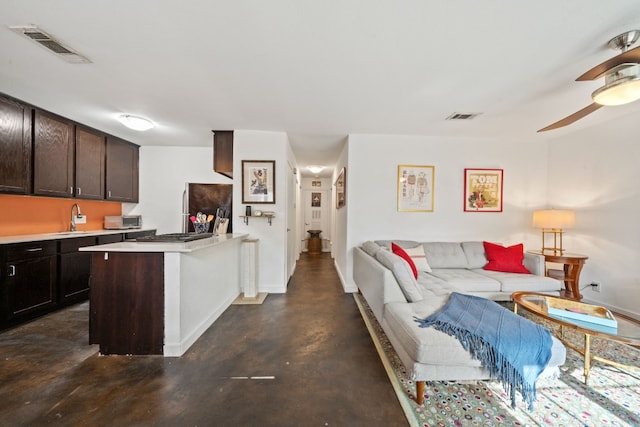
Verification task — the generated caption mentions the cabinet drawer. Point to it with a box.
[58,236,97,254]
[6,241,56,260]
[97,234,124,244]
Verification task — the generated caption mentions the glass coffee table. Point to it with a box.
[512,291,640,383]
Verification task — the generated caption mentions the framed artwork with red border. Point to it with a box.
[464,168,503,212]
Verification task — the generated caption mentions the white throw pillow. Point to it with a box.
[403,245,432,273]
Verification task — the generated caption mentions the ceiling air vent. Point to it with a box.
[9,25,91,64]
[446,112,481,120]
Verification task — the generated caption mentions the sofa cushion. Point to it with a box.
[461,241,488,269]
[384,299,566,369]
[416,274,456,296]
[392,243,418,279]
[483,241,531,274]
[475,269,562,293]
[384,300,484,366]
[402,244,432,273]
[361,240,382,257]
[422,242,469,269]
[428,269,502,292]
[375,250,423,302]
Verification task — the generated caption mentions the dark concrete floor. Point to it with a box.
[0,253,408,426]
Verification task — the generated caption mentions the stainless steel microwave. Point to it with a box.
[104,215,143,229]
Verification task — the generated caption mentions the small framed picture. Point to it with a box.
[311,192,321,207]
[335,167,346,208]
[397,165,434,212]
[242,160,276,204]
[464,168,503,212]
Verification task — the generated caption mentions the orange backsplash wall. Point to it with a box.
[0,194,122,236]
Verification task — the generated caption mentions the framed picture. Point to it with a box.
[242,160,276,204]
[311,192,321,207]
[397,165,434,212]
[335,167,346,208]
[464,168,503,212]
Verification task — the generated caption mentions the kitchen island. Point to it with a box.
[80,233,248,356]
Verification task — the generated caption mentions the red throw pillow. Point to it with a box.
[391,242,418,279]
[483,241,531,274]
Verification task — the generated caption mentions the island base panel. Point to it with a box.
[90,252,164,355]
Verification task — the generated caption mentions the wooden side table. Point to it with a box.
[528,251,588,300]
[307,230,322,255]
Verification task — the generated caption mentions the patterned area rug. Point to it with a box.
[354,294,640,427]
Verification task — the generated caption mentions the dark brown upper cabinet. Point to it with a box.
[33,109,74,198]
[213,130,233,178]
[0,95,32,194]
[106,136,139,202]
[75,126,106,200]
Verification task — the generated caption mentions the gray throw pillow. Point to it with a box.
[375,250,423,302]
[361,241,382,257]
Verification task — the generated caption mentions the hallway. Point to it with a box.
[0,253,407,426]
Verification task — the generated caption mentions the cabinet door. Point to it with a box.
[0,95,32,194]
[33,109,74,197]
[58,236,95,305]
[213,130,233,178]
[75,126,105,199]
[3,242,57,320]
[106,136,139,202]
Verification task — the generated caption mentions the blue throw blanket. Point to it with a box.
[414,292,552,411]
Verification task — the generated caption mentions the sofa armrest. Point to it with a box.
[523,252,545,276]
[353,247,407,323]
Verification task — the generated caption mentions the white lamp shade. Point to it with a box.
[532,209,575,229]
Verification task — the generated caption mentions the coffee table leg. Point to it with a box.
[584,334,591,384]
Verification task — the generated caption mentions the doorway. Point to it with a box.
[302,185,331,252]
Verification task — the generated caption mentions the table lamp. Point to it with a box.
[532,209,575,254]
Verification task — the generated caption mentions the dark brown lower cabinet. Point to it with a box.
[3,241,57,323]
[90,252,164,355]
[58,236,96,306]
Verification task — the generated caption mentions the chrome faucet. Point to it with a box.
[71,203,82,231]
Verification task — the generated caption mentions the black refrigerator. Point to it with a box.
[183,183,233,233]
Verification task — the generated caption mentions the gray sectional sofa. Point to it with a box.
[353,240,567,405]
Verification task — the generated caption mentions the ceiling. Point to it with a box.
[2,1,640,177]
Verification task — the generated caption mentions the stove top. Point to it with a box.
[135,233,213,242]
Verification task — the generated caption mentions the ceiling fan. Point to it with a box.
[538,30,640,132]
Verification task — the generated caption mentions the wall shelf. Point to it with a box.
[239,215,274,226]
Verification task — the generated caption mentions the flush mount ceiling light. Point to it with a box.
[117,114,155,131]
[307,165,324,174]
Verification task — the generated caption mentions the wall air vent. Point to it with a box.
[9,25,91,64]
[446,112,481,120]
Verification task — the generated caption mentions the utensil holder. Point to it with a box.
[193,222,211,234]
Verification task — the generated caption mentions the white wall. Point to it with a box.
[126,146,231,233]
[339,133,550,291]
[233,130,292,294]
[333,143,350,290]
[546,114,640,319]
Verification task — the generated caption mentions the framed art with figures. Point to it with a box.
[242,160,276,204]
[397,165,434,212]
[464,168,503,212]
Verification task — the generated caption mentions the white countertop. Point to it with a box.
[79,233,249,253]
[0,229,155,245]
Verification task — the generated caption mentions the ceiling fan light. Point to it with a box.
[117,114,155,131]
[592,75,640,106]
